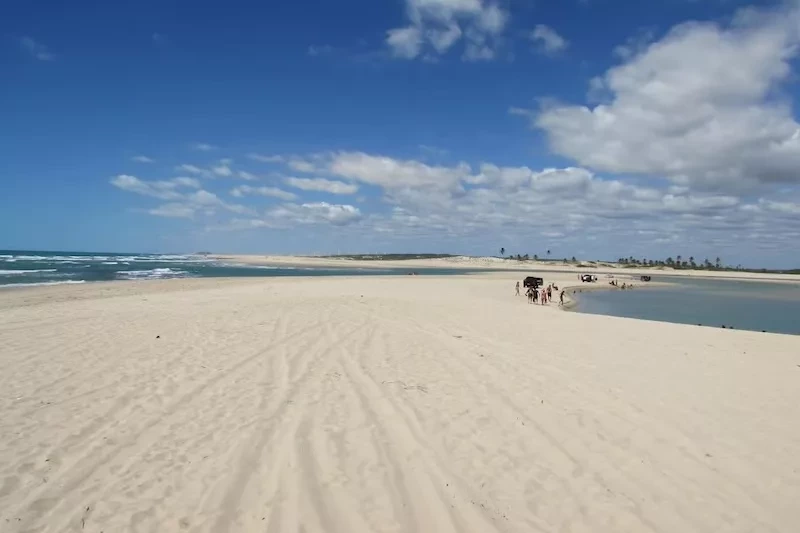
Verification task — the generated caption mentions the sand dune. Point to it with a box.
[1,274,799,532]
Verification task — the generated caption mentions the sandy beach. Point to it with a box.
[1,272,799,532]
[214,254,800,283]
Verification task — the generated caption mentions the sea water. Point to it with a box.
[574,276,800,335]
[0,250,469,288]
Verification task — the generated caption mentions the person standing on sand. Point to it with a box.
[560,290,565,306]
[547,285,552,301]
[515,281,520,296]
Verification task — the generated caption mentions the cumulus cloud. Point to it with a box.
[212,161,233,177]
[112,175,251,217]
[270,202,362,226]
[387,26,424,59]
[530,24,569,54]
[238,171,259,181]
[132,155,155,163]
[284,177,359,195]
[230,185,297,201]
[533,1,800,193]
[176,164,210,177]
[329,151,468,190]
[386,0,508,60]
[20,37,54,61]
[115,146,800,261]
[110,175,196,200]
[171,177,201,188]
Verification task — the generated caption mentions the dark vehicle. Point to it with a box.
[523,276,544,289]
[580,274,598,283]
[640,275,652,282]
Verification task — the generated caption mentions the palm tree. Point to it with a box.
[533,254,539,261]
[689,256,695,268]
[715,257,721,269]
[571,256,577,263]
[546,249,551,260]
[500,247,505,257]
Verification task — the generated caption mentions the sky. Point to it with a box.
[2,0,800,268]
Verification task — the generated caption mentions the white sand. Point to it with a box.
[215,254,800,283]
[1,273,799,532]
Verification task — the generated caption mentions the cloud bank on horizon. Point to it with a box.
[3,0,800,266]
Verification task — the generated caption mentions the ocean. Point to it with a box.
[0,250,466,288]
[573,275,800,335]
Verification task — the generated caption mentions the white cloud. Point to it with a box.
[530,24,569,54]
[270,202,362,226]
[20,37,54,61]
[110,175,183,200]
[285,177,359,195]
[386,0,508,60]
[113,175,250,216]
[192,143,218,152]
[288,158,318,173]
[132,155,155,163]
[534,2,800,193]
[115,148,800,262]
[212,163,233,177]
[171,177,201,188]
[248,153,285,163]
[176,164,210,177]
[238,171,258,181]
[388,26,424,58]
[230,185,297,201]
[148,203,194,218]
[329,151,468,190]
[187,190,223,206]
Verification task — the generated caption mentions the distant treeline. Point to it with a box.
[617,256,799,275]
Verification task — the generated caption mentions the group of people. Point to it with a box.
[515,281,563,305]
[609,279,633,289]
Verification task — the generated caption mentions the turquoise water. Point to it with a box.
[574,276,800,335]
[0,250,472,288]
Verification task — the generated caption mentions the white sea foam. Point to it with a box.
[101,262,118,265]
[116,268,191,280]
[0,280,86,289]
[0,269,58,275]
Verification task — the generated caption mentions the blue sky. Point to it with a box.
[3,0,800,267]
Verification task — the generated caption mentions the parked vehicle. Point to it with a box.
[640,275,652,282]
[580,274,598,283]
[523,276,544,289]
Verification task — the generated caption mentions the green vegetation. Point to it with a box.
[617,256,799,275]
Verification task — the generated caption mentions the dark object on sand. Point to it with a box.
[640,275,652,282]
[156,335,160,339]
[580,274,597,283]
[523,276,544,289]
